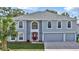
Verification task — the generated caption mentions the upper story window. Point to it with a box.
[32,22,38,29]
[19,33,24,40]
[19,21,23,28]
[68,21,71,28]
[58,21,62,28]
[48,21,51,28]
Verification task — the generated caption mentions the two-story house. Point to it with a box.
[8,11,77,42]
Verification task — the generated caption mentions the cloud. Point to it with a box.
[17,7,40,13]
[64,7,74,11]
[64,7,79,17]
[17,7,29,9]
[18,7,39,11]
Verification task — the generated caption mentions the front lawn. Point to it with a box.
[7,42,44,50]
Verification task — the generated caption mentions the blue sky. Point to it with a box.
[19,7,79,18]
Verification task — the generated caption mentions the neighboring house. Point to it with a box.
[8,11,78,42]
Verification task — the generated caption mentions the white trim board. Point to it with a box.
[43,32,76,34]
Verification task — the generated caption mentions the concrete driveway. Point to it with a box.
[44,42,79,49]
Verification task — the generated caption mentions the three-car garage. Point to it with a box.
[44,33,76,42]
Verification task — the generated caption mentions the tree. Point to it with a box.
[10,8,25,17]
[0,7,25,17]
[0,16,17,50]
[61,12,70,17]
[0,7,18,50]
[46,9,57,14]
[74,16,77,19]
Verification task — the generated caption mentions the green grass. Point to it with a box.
[8,42,44,49]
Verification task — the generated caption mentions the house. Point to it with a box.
[8,11,78,42]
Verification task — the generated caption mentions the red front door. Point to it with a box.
[32,32,38,41]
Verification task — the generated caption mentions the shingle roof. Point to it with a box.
[13,11,76,21]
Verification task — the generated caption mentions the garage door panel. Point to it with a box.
[44,33,63,42]
[65,33,75,41]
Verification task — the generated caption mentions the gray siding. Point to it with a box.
[39,20,42,40]
[42,20,77,33]
[24,21,27,41]
[27,21,31,40]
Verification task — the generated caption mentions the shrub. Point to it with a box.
[76,34,79,42]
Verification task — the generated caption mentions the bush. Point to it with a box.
[76,37,78,42]
[76,34,79,42]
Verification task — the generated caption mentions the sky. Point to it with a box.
[18,7,79,18]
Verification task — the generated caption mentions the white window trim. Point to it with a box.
[18,32,24,41]
[10,36,16,41]
[31,21,39,31]
[57,21,62,29]
[66,21,72,29]
[18,21,24,29]
[47,21,52,29]
[31,21,39,29]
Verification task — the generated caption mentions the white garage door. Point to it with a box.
[65,33,75,41]
[44,33,63,42]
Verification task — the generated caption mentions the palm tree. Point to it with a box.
[0,16,17,51]
[0,7,25,50]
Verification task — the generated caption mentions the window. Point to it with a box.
[19,33,23,40]
[32,22,38,29]
[11,36,15,40]
[68,21,71,28]
[48,21,51,28]
[19,21,23,28]
[58,21,61,28]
